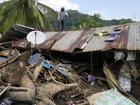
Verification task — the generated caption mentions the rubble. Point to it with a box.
[0,24,139,105]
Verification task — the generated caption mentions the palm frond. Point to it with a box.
[0,0,57,33]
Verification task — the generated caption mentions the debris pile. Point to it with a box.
[0,49,108,105]
[0,24,139,105]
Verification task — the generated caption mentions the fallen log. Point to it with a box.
[37,83,79,99]
[0,86,35,103]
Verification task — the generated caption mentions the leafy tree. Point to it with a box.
[0,1,133,32]
[104,18,132,26]
[63,10,133,30]
[119,19,132,24]
[37,3,57,31]
[0,0,57,33]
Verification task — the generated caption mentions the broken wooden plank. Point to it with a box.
[33,65,42,82]
[0,85,10,96]
[37,83,79,98]
[0,86,35,103]
[0,50,10,56]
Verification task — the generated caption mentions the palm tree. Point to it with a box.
[0,0,57,33]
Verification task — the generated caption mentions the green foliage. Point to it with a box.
[64,10,105,30]
[0,0,57,33]
[37,3,57,31]
[0,1,133,32]
[63,10,132,30]
[104,19,132,26]
[119,19,132,24]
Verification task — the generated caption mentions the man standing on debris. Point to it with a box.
[58,7,68,31]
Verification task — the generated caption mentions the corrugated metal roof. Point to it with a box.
[38,23,140,52]
[51,31,83,52]
[83,26,114,52]
[83,24,129,52]
[12,23,140,53]
[127,23,140,50]
[39,29,94,52]
[83,36,107,51]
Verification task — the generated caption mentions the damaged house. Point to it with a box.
[0,23,140,105]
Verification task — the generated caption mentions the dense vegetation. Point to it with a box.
[0,0,57,33]
[49,10,133,31]
[57,10,133,30]
[0,1,133,33]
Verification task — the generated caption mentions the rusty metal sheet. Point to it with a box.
[12,39,29,48]
[39,30,94,52]
[36,23,140,53]
[104,24,129,50]
[83,25,114,52]
[75,29,95,50]
[39,32,66,49]
[127,23,140,50]
[83,24,130,52]
[51,31,83,52]
[83,36,107,52]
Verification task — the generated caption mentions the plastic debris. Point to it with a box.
[43,59,55,69]
[119,76,131,92]
[105,32,119,42]
[28,53,44,66]
[57,67,69,77]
